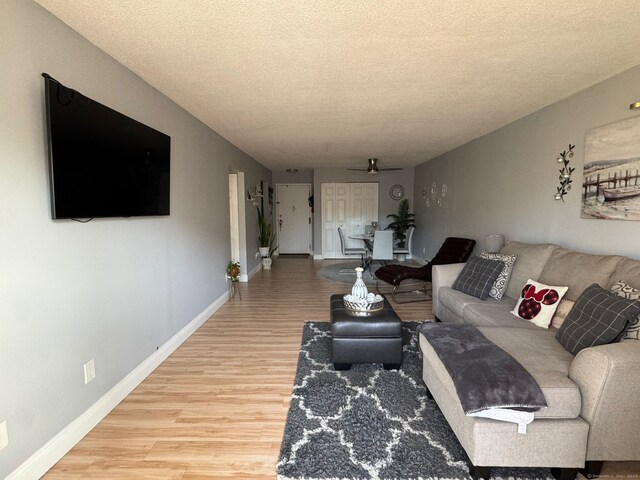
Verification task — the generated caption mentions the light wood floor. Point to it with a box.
[44,258,638,479]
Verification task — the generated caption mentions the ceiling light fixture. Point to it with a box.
[286,168,298,173]
[630,101,640,110]
[347,158,403,174]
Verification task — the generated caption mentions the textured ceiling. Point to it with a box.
[34,0,640,170]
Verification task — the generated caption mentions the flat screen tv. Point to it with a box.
[43,74,170,219]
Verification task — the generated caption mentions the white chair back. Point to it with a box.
[337,226,347,255]
[372,230,394,261]
[398,226,415,254]
[406,226,415,254]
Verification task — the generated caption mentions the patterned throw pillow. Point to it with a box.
[610,280,640,341]
[557,283,640,355]
[550,299,575,330]
[511,279,569,328]
[452,256,505,300]
[481,252,517,300]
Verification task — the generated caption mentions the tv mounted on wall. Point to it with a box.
[43,73,171,219]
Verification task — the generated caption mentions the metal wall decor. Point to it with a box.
[554,144,575,202]
[424,181,444,208]
[247,182,263,206]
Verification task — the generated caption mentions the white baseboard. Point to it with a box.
[313,254,323,260]
[249,261,262,279]
[7,291,229,480]
[239,261,262,283]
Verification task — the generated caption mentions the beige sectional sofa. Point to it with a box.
[421,241,640,479]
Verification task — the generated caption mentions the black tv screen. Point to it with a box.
[44,75,170,219]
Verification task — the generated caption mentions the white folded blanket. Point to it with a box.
[467,408,535,434]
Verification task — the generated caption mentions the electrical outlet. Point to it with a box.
[0,420,8,450]
[422,247,426,255]
[84,359,96,384]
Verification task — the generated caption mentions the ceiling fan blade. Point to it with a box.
[347,168,368,171]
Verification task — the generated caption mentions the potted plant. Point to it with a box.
[226,261,241,282]
[257,205,277,270]
[385,199,416,248]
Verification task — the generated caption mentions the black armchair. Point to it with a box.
[375,237,476,303]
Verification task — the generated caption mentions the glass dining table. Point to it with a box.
[349,233,375,272]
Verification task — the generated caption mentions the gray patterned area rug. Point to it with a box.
[276,321,554,480]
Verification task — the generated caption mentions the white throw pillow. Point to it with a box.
[511,279,569,328]
[481,252,517,300]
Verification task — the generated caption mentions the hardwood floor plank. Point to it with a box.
[42,258,638,478]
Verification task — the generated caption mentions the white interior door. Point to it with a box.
[321,182,379,258]
[276,184,311,254]
[364,183,379,229]
[347,183,366,248]
[321,183,337,258]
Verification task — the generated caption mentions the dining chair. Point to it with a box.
[371,230,394,267]
[338,227,366,263]
[393,226,414,259]
[375,236,476,303]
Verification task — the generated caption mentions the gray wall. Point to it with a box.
[272,168,314,185]
[313,168,415,255]
[413,65,640,262]
[0,0,269,476]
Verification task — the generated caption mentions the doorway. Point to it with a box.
[276,184,312,254]
[229,173,240,263]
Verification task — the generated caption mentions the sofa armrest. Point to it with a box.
[568,341,640,461]
[432,263,465,319]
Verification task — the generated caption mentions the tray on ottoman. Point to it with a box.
[329,294,402,370]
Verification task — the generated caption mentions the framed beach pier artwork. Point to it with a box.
[582,115,640,220]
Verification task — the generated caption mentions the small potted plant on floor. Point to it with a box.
[226,261,241,282]
[257,205,277,270]
[385,199,416,250]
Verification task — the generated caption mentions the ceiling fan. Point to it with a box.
[347,158,403,174]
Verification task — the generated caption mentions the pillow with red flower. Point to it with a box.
[511,279,569,328]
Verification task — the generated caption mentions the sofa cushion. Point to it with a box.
[481,252,517,300]
[420,333,589,467]
[556,283,640,355]
[464,300,542,329]
[607,256,640,291]
[480,327,581,419]
[511,279,569,329]
[439,287,487,318]
[452,256,504,300]
[539,248,620,302]
[609,280,640,341]
[419,327,581,419]
[500,242,558,300]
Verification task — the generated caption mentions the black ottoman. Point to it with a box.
[329,294,402,370]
